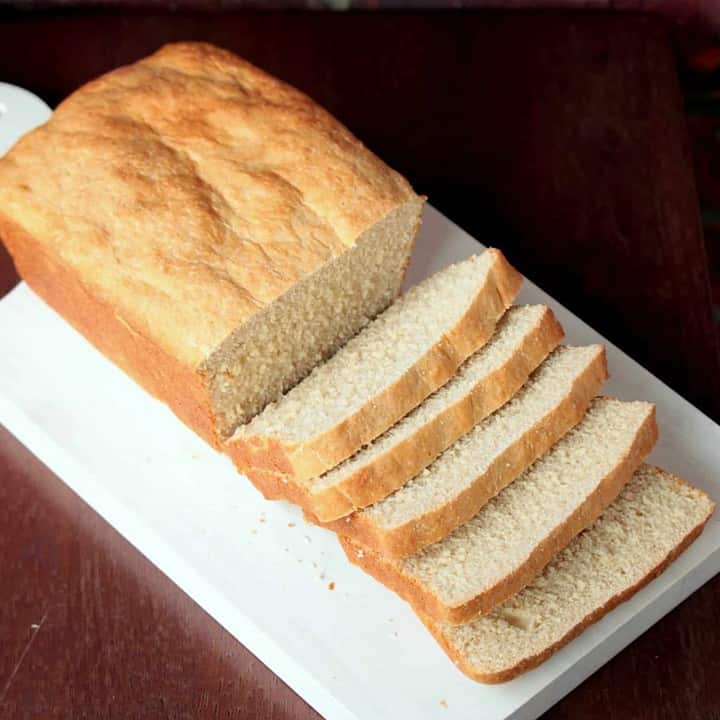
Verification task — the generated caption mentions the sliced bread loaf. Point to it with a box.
[422,465,715,683]
[341,397,657,624]
[293,305,563,521]
[317,344,608,557]
[228,250,522,485]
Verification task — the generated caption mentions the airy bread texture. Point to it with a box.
[302,305,563,521]
[0,42,423,446]
[423,465,715,683]
[228,250,522,484]
[341,397,658,624]
[319,344,608,557]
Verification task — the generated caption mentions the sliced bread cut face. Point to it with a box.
[303,305,564,521]
[423,465,715,684]
[227,249,522,483]
[207,196,424,440]
[341,397,658,624]
[319,344,608,557]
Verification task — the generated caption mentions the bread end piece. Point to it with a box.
[422,467,715,683]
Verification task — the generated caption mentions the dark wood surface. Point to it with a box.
[0,9,718,720]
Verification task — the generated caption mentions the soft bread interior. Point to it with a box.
[205,196,423,437]
[388,398,656,614]
[232,247,503,446]
[363,345,604,530]
[309,305,555,494]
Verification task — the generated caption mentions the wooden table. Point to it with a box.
[1,9,719,719]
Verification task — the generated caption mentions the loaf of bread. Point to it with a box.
[2,44,712,691]
[0,42,423,446]
[423,466,714,683]
[341,397,658,624]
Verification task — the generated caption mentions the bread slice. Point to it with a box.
[293,305,563,521]
[227,250,522,485]
[422,465,715,683]
[341,397,658,624]
[0,43,425,447]
[318,344,608,557]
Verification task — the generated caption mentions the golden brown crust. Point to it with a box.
[422,491,715,683]
[322,346,609,557]
[243,465,313,504]
[0,42,415,367]
[0,43,419,445]
[339,405,658,624]
[227,249,523,481]
[0,214,221,446]
[305,306,564,521]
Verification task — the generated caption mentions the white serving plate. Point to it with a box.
[0,84,718,720]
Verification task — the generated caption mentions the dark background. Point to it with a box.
[1,7,719,720]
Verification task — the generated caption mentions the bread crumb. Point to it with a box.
[287,522,296,528]
[439,699,448,709]
[328,582,335,591]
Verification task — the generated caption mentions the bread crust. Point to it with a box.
[422,477,715,683]
[0,42,420,445]
[244,465,315,504]
[339,403,658,624]
[0,43,416,368]
[0,213,221,446]
[227,249,523,480]
[322,346,608,557]
[305,306,564,521]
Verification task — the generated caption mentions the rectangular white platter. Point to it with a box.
[0,89,718,720]
[2,206,719,720]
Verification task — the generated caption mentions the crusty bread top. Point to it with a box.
[0,42,415,367]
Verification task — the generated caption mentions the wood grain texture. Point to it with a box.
[0,424,718,719]
[0,426,317,720]
[0,9,718,720]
